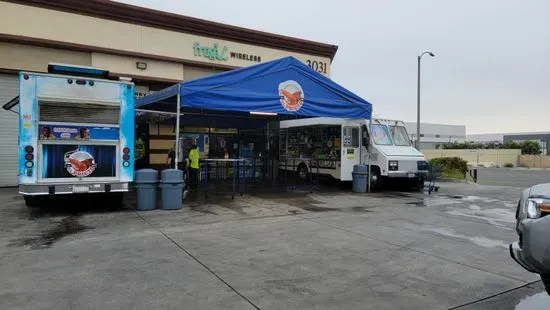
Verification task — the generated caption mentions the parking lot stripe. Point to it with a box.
[134,211,262,310]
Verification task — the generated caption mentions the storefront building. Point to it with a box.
[0,0,338,185]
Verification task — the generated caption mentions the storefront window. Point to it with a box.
[389,126,411,146]
[370,124,392,145]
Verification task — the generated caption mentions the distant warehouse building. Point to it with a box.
[403,122,466,150]
[504,132,550,155]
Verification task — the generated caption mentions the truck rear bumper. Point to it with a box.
[19,182,130,196]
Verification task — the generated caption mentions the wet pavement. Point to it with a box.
[0,182,546,309]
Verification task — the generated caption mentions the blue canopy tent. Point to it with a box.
[136,56,372,164]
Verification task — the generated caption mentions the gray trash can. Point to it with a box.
[159,169,184,210]
[352,165,368,193]
[134,169,159,211]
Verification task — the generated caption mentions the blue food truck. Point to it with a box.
[3,64,135,207]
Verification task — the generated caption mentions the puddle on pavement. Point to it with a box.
[289,205,373,213]
[405,193,517,211]
[405,194,486,208]
[188,205,218,215]
[515,292,550,310]
[187,190,376,215]
[10,216,93,249]
[300,205,340,212]
[285,195,374,213]
[373,191,414,198]
[422,227,509,248]
[219,203,247,215]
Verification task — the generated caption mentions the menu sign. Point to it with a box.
[39,125,119,141]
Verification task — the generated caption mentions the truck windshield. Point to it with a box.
[370,124,392,145]
[389,125,411,146]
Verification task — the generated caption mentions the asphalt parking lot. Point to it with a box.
[0,182,546,310]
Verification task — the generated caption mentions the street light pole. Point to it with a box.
[416,51,435,150]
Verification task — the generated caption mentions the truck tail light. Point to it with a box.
[24,145,34,174]
[122,147,130,167]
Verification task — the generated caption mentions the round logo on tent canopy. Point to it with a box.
[279,80,304,112]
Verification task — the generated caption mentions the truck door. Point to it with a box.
[341,126,360,181]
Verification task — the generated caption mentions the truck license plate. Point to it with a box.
[408,173,415,178]
[72,186,89,193]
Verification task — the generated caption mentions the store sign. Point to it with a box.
[193,42,228,61]
[306,59,328,74]
[230,52,261,63]
[193,42,261,63]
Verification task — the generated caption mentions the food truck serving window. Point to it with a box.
[370,124,392,145]
[343,127,359,147]
[39,102,120,125]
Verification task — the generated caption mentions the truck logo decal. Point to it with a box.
[279,80,304,112]
[64,149,97,177]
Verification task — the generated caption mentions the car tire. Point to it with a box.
[541,274,550,296]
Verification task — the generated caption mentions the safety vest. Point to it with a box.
[188,148,200,169]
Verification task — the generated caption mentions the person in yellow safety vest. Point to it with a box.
[187,143,200,191]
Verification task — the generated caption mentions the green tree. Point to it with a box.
[502,141,521,149]
[520,141,541,155]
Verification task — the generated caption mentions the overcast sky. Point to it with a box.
[117,0,549,134]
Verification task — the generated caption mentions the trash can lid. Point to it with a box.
[160,168,184,183]
[135,168,159,183]
[353,165,369,173]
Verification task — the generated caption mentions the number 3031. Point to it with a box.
[306,60,328,74]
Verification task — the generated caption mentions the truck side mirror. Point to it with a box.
[361,125,370,149]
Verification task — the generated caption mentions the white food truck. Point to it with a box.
[279,117,429,188]
[3,63,135,207]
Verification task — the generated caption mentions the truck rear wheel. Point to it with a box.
[110,192,124,208]
[95,193,124,208]
[297,164,309,181]
[24,195,41,208]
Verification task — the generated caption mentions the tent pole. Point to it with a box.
[174,84,181,169]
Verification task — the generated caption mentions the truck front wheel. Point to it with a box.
[409,177,425,191]
[370,167,382,190]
